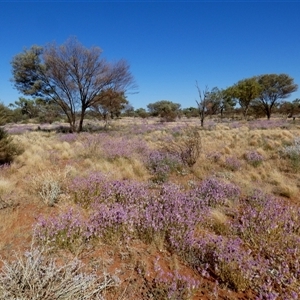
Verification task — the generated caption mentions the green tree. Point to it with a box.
[227,77,261,119]
[256,74,298,119]
[219,88,237,119]
[204,87,236,119]
[9,97,62,123]
[135,108,149,118]
[11,37,135,132]
[182,107,199,118]
[122,103,135,117]
[9,97,39,119]
[277,98,300,118]
[147,100,181,122]
[0,104,23,164]
[0,103,13,125]
[205,87,222,116]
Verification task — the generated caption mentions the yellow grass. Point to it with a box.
[0,178,14,195]
[1,118,300,236]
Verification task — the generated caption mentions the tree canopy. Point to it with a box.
[147,100,181,122]
[256,74,298,119]
[11,37,136,132]
[92,89,128,120]
[227,77,261,119]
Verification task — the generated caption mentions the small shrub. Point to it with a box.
[224,156,242,171]
[39,180,61,206]
[29,169,70,206]
[0,127,23,165]
[34,208,90,253]
[244,150,264,167]
[0,244,119,300]
[281,137,300,171]
[163,125,202,167]
[147,150,182,183]
[146,258,200,299]
[192,177,241,207]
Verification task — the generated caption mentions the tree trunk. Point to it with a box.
[65,114,76,133]
[220,107,224,121]
[243,107,248,120]
[77,109,86,132]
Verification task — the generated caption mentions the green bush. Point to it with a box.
[0,128,23,165]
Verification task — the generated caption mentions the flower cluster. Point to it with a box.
[146,150,183,183]
[244,150,264,167]
[34,173,300,297]
[225,156,242,171]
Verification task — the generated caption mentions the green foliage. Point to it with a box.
[11,37,135,132]
[0,103,13,125]
[226,73,298,119]
[182,107,199,118]
[220,88,237,118]
[256,73,298,119]
[227,77,261,119]
[0,128,23,165]
[147,100,181,122]
[205,87,223,116]
[9,97,63,123]
[11,45,44,97]
[278,98,300,117]
[135,107,149,118]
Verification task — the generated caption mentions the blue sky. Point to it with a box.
[1,1,300,109]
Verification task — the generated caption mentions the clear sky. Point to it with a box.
[1,1,300,109]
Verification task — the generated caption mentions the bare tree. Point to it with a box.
[195,82,210,127]
[11,37,136,132]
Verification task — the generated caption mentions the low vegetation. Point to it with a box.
[0,117,299,299]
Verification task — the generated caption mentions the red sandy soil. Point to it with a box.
[0,198,257,300]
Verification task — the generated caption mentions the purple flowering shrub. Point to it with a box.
[77,132,149,161]
[34,207,90,254]
[146,150,183,183]
[182,233,257,291]
[142,256,200,299]
[190,177,241,207]
[231,190,300,297]
[244,150,264,167]
[224,156,242,171]
[34,173,300,297]
[58,133,79,143]
[100,136,149,160]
